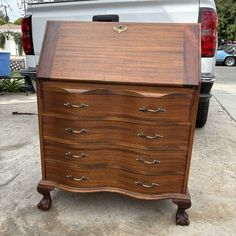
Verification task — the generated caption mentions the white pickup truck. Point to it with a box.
[21,0,218,128]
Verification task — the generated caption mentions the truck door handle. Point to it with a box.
[92,15,119,22]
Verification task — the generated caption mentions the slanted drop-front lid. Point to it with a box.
[37,21,200,86]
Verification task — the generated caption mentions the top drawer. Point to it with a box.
[42,82,194,122]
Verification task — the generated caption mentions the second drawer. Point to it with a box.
[43,116,191,151]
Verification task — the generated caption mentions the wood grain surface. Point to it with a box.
[37,21,200,86]
[36,80,46,179]
[42,115,190,151]
[43,82,193,122]
[44,141,187,176]
[183,86,200,192]
[36,21,200,204]
[45,161,184,194]
[38,179,190,201]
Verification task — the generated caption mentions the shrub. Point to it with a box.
[0,79,22,92]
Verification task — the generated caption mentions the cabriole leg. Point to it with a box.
[172,198,192,226]
[37,184,54,211]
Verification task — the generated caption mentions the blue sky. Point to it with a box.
[1,0,22,21]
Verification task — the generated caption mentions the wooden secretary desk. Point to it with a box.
[36,21,200,226]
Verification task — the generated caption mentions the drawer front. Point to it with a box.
[43,116,190,151]
[43,83,193,122]
[44,142,187,176]
[45,162,184,194]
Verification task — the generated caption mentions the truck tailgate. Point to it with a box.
[28,0,199,65]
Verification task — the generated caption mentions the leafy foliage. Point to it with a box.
[0,17,7,25]
[13,32,23,56]
[14,18,22,25]
[0,79,22,92]
[0,10,9,24]
[215,0,236,41]
[0,31,23,56]
[0,32,5,48]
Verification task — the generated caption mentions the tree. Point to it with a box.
[14,18,22,25]
[0,10,8,24]
[0,18,7,25]
[0,10,6,25]
[215,0,236,41]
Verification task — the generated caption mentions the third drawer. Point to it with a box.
[44,141,187,176]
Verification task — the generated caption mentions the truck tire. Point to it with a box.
[196,99,210,128]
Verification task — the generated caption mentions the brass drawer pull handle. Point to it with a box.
[139,107,166,113]
[137,132,163,139]
[65,128,87,134]
[64,102,89,109]
[135,181,159,188]
[65,152,88,159]
[66,175,88,181]
[136,158,161,165]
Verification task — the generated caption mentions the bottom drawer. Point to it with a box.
[45,163,184,194]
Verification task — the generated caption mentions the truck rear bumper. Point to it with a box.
[200,73,215,101]
[21,67,37,77]
[20,68,37,92]
[200,92,211,101]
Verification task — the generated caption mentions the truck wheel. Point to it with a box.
[224,57,235,66]
[196,99,210,128]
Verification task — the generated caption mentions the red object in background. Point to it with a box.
[199,8,218,57]
[21,15,34,55]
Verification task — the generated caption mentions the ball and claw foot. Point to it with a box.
[37,184,54,211]
[172,199,192,226]
[176,208,190,226]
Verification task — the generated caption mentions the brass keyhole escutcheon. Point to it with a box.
[113,25,128,34]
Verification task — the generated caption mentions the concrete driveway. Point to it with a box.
[0,67,236,236]
[213,66,236,121]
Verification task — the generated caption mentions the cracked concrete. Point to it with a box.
[0,67,236,235]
